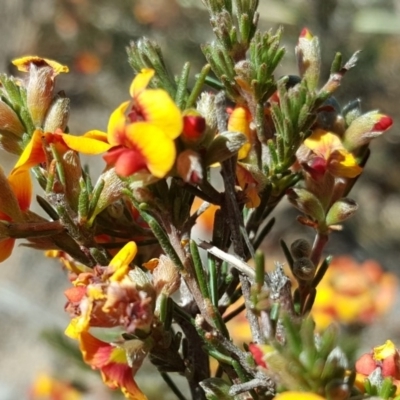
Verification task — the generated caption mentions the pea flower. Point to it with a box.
[79,68,183,178]
[311,256,397,330]
[64,241,154,399]
[355,340,400,395]
[12,56,69,129]
[64,241,154,339]
[78,331,148,400]
[301,129,362,180]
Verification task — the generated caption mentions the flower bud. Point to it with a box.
[196,92,218,133]
[343,111,393,152]
[26,64,55,127]
[0,100,25,137]
[205,131,247,166]
[89,169,124,220]
[181,110,206,144]
[290,238,312,259]
[295,28,321,90]
[62,150,83,211]
[176,149,203,184]
[292,257,315,281]
[325,198,358,226]
[43,96,70,132]
[286,187,325,224]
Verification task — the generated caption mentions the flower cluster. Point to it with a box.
[0,2,397,400]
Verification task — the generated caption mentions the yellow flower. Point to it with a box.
[304,129,362,179]
[69,68,183,178]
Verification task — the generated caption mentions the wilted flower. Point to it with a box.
[65,242,155,338]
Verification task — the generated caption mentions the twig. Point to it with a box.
[199,242,256,280]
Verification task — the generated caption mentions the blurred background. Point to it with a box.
[0,0,400,398]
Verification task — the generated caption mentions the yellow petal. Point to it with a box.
[12,56,69,74]
[129,69,155,97]
[83,130,109,141]
[136,90,182,139]
[329,150,363,178]
[304,129,342,159]
[61,133,112,154]
[107,101,130,146]
[124,122,176,178]
[373,340,397,361]
[228,106,252,160]
[109,241,138,271]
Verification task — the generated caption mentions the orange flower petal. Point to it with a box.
[124,122,176,178]
[0,238,16,262]
[8,169,32,212]
[0,167,23,221]
[12,130,46,172]
[129,69,155,97]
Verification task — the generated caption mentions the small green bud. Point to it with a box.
[43,96,70,132]
[205,131,247,166]
[286,187,325,224]
[62,150,82,211]
[295,28,321,90]
[0,100,25,137]
[325,198,358,226]
[343,111,393,152]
